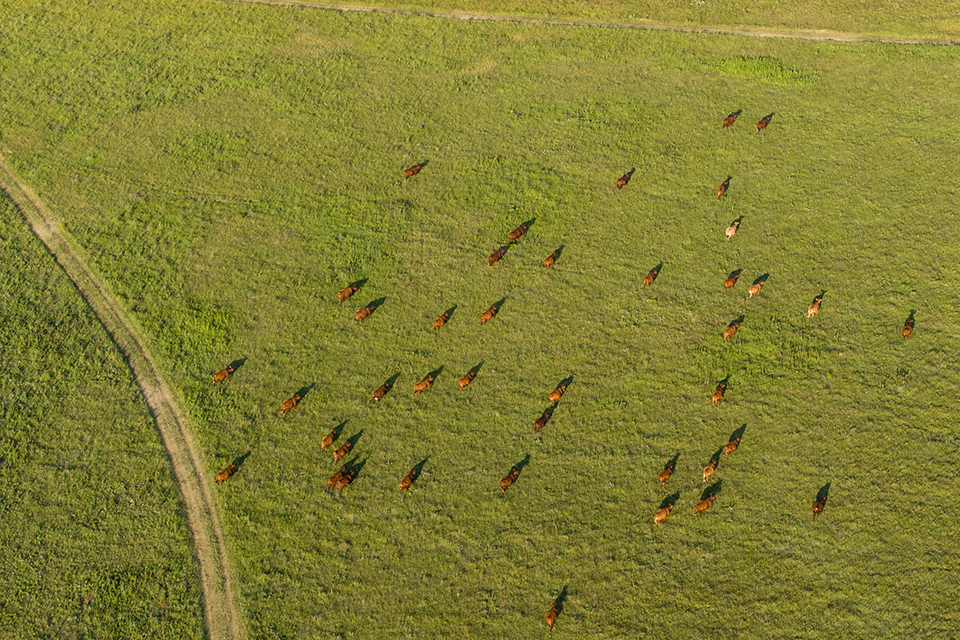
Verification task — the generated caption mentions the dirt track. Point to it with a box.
[219,0,957,45]
[0,157,243,640]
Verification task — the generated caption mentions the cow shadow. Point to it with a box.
[365,297,387,312]
[344,456,367,479]
[663,452,680,474]
[512,453,531,473]
[425,365,444,382]
[624,167,636,179]
[231,451,252,471]
[727,268,743,280]
[440,304,457,322]
[728,315,744,327]
[468,361,484,377]
[816,482,831,503]
[701,480,723,501]
[412,456,430,476]
[554,585,569,616]
[729,424,747,442]
[550,244,565,262]
[296,382,317,399]
[752,273,769,287]
[347,277,368,292]
[716,375,730,389]
[343,430,364,451]
[905,309,916,324]
[659,490,681,510]
[227,357,247,372]
[488,297,507,314]
[325,419,348,444]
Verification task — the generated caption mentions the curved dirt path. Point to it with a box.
[219,0,956,45]
[0,157,243,640]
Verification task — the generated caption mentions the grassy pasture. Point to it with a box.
[3,0,960,637]
[0,198,205,638]
[291,0,960,39]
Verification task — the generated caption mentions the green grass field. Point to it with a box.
[3,0,960,637]
[0,197,205,638]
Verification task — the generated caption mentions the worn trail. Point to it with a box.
[0,157,243,640]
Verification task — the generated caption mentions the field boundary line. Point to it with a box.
[218,0,958,45]
[0,157,243,640]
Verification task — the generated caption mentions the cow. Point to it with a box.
[414,374,434,394]
[215,463,236,485]
[333,441,353,463]
[723,321,740,342]
[545,601,559,632]
[548,383,568,404]
[458,371,476,390]
[725,220,740,240]
[499,468,521,493]
[717,177,731,199]
[712,383,726,406]
[722,111,740,128]
[702,458,718,484]
[807,294,824,318]
[212,365,235,384]
[372,380,392,401]
[433,310,451,331]
[509,224,529,242]
[756,114,774,132]
[280,393,302,415]
[642,266,659,289]
[403,164,423,180]
[723,436,741,457]
[338,284,359,305]
[654,504,673,525]
[399,467,419,492]
[694,494,717,515]
[355,304,376,323]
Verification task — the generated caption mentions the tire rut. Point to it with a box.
[0,157,243,640]
[218,0,957,45]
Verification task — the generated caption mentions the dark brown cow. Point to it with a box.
[212,365,235,384]
[279,393,302,415]
[215,463,236,485]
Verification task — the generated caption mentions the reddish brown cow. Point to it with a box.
[212,365,235,384]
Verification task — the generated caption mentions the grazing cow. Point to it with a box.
[723,321,740,342]
[717,177,731,199]
[337,284,359,305]
[399,467,420,492]
[544,251,558,269]
[488,246,508,266]
[500,468,521,493]
[534,408,552,433]
[327,466,346,490]
[813,493,827,518]
[725,220,740,240]
[433,310,451,331]
[279,393,302,415]
[480,303,500,325]
[723,436,741,457]
[546,601,559,632]
[215,463,236,485]
[336,469,356,493]
[372,380,392,401]
[459,371,476,390]
[756,114,773,132]
[414,374,435,394]
[903,315,915,341]
[722,111,739,128]
[616,172,631,190]
[694,494,717,515]
[333,441,353,463]
[723,272,740,291]
[548,383,568,404]
[748,281,764,298]
[509,224,529,242]
[712,382,726,406]
[642,267,659,289]
[702,458,718,484]
[403,164,423,180]
[212,365,235,384]
[807,294,824,318]
[654,503,674,525]
[321,428,338,450]
[355,304,376,323]
[658,461,675,487]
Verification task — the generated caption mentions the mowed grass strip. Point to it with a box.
[2,1,960,637]
[0,197,205,639]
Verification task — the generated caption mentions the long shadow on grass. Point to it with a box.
[513,453,531,473]
[227,357,247,373]
[817,482,831,503]
[752,273,769,287]
[659,490,681,511]
[701,480,722,501]
[729,424,747,443]
[296,382,317,399]
[555,585,569,616]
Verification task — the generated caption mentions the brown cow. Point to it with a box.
[712,382,726,406]
[756,114,773,132]
[488,246,508,266]
[654,503,673,525]
[414,374,434,394]
[721,111,739,128]
[433,310,451,331]
[458,371,476,390]
[694,494,717,515]
[403,164,423,180]
[717,177,731,199]
[499,468,521,493]
[321,428,338,450]
[723,436,741,457]
[372,380,392,401]
[399,467,419,492]
[534,408,553,433]
[355,304,376,323]
[212,365,235,384]
[702,458,718,484]
[548,383,568,404]
[813,493,827,518]
[327,466,346,490]
[616,172,631,190]
[723,272,740,292]
[903,314,915,341]
[333,441,353,463]
[509,224,529,242]
[723,322,740,342]
[642,267,659,289]
[279,393,302,415]
[544,250,558,269]
[725,220,740,240]
[336,469,356,493]
[807,294,824,318]
[480,303,500,325]
[658,460,676,486]
[338,284,359,305]
[748,281,765,298]
[545,601,559,632]
[215,463,236,485]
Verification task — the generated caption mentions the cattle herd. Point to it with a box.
[207,110,918,632]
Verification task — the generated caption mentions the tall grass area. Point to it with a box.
[0,198,204,638]
[3,0,960,637]
[293,0,960,39]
